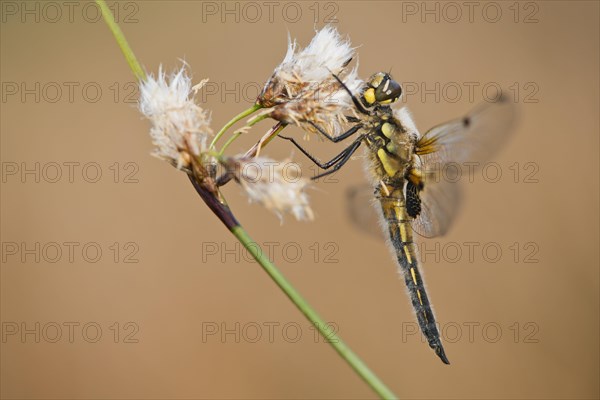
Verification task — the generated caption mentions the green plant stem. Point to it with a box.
[247,112,269,127]
[220,122,286,157]
[255,123,286,151]
[231,226,397,400]
[210,104,262,151]
[218,112,269,155]
[218,131,244,157]
[243,123,287,158]
[96,0,145,81]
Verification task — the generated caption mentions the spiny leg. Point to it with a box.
[308,121,363,143]
[311,139,362,180]
[278,134,360,170]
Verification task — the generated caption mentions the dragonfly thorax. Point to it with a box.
[364,125,414,183]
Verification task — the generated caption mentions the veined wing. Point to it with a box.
[345,184,386,240]
[416,95,517,168]
[345,179,460,240]
[410,177,462,238]
[411,96,517,238]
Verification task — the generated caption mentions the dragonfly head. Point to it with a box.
[362,72,402,107]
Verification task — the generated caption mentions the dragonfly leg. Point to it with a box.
[278,134,360,170]
[311,139,363,180]
[216,171,233,187]
[307,121,363,143]
[216,124,362,187]
[331,72,372,115]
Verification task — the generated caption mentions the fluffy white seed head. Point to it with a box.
[139,66,213,169]
[270,66,362,137]
[258,26,362,138]
[279,26,355,84]
[228,156,314,222]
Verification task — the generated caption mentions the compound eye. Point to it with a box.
[375,77,402,104]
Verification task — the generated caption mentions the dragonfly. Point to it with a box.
[279,71,516,364]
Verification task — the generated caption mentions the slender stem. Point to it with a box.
[255,123,286,150]
[244,123,287,158]
[218,131,244,156]
[188,175,238,229]
[219,118,286,157]
[96,0,145,81]
[209,104,262,150]
[247,112,269,127]
[216,112,269,155]
[231,226,398,400]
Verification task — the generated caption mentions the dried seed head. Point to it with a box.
[139,66,213,170]
[269,66,361,137]
[257,26,362,138]
[227,155,314,222]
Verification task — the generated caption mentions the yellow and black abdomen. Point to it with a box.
[377,184,450,364]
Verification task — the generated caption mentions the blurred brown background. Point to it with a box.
[1,1,598,399]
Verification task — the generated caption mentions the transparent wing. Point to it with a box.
[416,95,517,168]
[411,96,517,238]
[345,180,460,240]
[410,178,462,238]
[346,180,461,240]
[345,184,386,241]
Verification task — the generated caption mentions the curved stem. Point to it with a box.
[247,112,269,127]
[218,131,244,157]
[255,123,286,151]
[244,123,287,158]
[96,0,145,81]
[230,226,398,400]
[209,104,262,150]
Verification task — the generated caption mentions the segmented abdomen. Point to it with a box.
[378,185,450,364]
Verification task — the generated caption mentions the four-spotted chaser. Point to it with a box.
[280,72,516,364]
